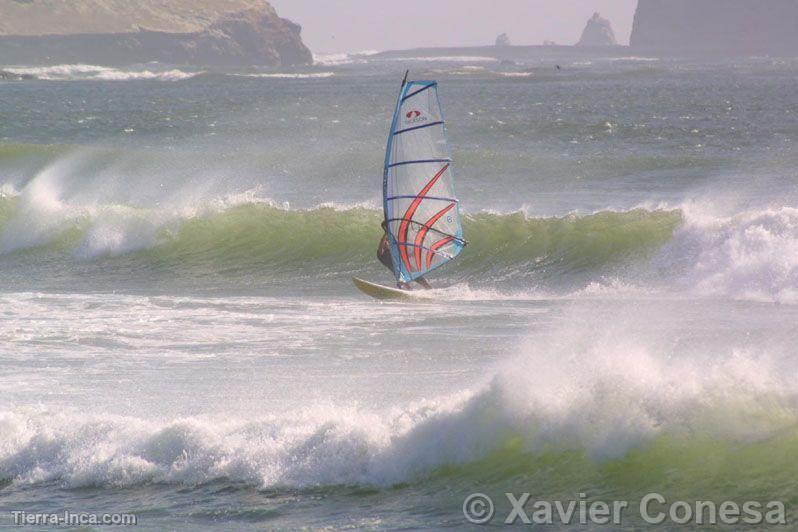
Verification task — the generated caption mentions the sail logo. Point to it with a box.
[405,110,427,124]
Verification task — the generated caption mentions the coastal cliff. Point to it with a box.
[631,0,798,53]
[0,0,312,66]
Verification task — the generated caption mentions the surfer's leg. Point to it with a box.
[415,277,432,290]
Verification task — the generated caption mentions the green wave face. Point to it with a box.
[422,430,798,526]
[0,197,682,289]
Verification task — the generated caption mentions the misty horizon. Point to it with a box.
[270,0,637,53]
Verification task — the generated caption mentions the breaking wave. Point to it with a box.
[656,205,798,303]
[313,50,380,66]
[0,190,680,284]
[2,319,797,493]
[2,183,798,302]
[2,64,200,81]
[236,72,335,79]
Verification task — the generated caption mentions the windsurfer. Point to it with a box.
[378,220,432,290]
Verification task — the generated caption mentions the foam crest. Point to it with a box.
[72,206,170,259]
[4,64,199,81]
[313,50,379,66]
[0,185,683,283]
[0,161,75,253]
[4,64,112,78]
[238,72,335,79]
[663,205,798,303]
[4,161,798,302]
[2,317,796,490]
[495,325,796,460]
[91,69,199,81]
[0,182,18,198]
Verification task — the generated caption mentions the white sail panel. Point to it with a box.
[383,80,465,283]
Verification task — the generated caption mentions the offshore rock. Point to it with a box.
[577,12,617,46]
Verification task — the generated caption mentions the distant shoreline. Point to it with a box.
[371,44,797,61]
[373,45,631,61]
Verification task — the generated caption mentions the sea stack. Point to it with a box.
[495,33,512,47]
[576,12,617,46]
[631,0,798,53]
[0,0,313,66]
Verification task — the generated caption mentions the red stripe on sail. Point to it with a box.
[397,164,450,273]
[414,203,455,270]
[426,236,455,269]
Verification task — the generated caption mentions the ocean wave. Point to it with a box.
[612,56,662,62]
[0,190,681,280]
[3,162,798,301]
[2,322,796,491]
[91,69,200,81]
[658,205,798,303]
[313,50,379,66]
[3,64,199,81]
[384,56,499,63]
[497,72,533,78]
[3,64,110,78]
[236,72,335,79]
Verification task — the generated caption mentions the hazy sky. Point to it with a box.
[270,0,638,53]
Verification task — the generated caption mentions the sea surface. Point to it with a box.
[2,51,798,529]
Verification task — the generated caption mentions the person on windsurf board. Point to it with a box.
[352,71,465,299]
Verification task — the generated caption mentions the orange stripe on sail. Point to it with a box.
[397,163,450,273]
[414,203,455,270]
[426,236,455,269]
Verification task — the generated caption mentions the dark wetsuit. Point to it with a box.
[377,234,393,270]
[377,223,431,290]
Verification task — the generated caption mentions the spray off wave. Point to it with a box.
[0,191,680,281]
[2,315,798,494]
[3,186,798,302]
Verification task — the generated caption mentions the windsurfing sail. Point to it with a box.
[383,75,466,284]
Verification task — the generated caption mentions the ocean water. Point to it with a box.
[2,52,798,529]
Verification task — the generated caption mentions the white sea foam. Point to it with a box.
[4,64,112,78]
[2,311,795,489]
[385,56,499,63]
[660,205,798,303]
[238,72,335,79]
[3,64,199,81]
[493,313,797,460]
[569,278,643,298]
[612,56,661,62]
[497,72,533,78]
[90,69,199,81]
[0,160,75,253]
[0,152,276,259]
[72,205,170,259]
[5,154,798,305]
[0,182,18,197]
[313,50,379,66]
